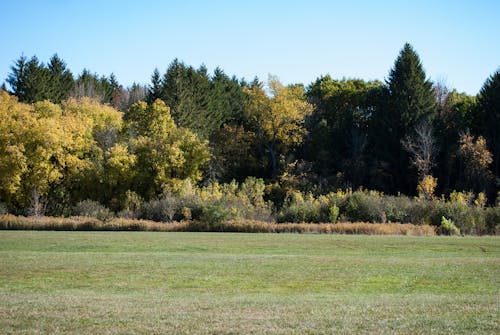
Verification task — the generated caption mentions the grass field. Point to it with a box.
[0,231,499,334]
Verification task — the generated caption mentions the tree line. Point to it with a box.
[1,43,499,216]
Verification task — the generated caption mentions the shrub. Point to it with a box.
[200,201,233,224]
[0,202,8,215]
[277,191,322,223]
[73,200,113,221]
[140,195,178,222]
[440,216,460,235]
[344,191,384,222]
[485,207,500,235]
[433,201,482,235]
[122,190,143,218]
[329,205,339,223]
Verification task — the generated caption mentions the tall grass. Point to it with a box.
[0,214,436,235]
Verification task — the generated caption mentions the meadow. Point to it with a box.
[0,231,498,334]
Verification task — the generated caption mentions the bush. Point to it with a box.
[121,190,143,219]
[0,202,8,215]
[73,200,113,221]
[432,201,482,235]
[140,195,178,222]
[329,205,339,223]
[485,207,500,235]
[344,191,384,222]
[200,201,233,224]
[277,192,322,223]
[440,216,460,236]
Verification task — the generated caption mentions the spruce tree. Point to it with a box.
[387,43,436,130]
[47,54,74,103]
[6,55,50,102]
[476,70,500,182]
[370,43,436,193]
[147,68,162,103]
[6,55,28,99]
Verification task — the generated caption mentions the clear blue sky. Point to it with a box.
[1,0,499,95]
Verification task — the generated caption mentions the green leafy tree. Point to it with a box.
[434,88,477,193]
[125,100,209,198]
[305,76,382,188]
[209,124,261,182]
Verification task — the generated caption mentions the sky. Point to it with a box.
[1,0,499,95]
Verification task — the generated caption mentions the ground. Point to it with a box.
[0,231,498,334]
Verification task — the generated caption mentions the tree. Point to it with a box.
[433,88,476,193]
[476,70,500,183]
[0,93,98,214]
[6,55,28,98]
[125,100,209,198]
[147,68,162,103]
[458,133,493,193]
[245,76,313,180]
[402,121,438,199]
[209,124,260,182]
[157,61,246,139]
[208,67,246,127]
[71,69,103,100]
[402,121,437,179]
[7,55,50,103]
[370,43,436,193]
[304,76,382,188]
[47,54,74,103]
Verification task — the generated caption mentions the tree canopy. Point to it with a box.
[1,44,499,215]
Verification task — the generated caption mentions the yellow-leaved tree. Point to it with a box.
[244,77,313,179]
[125,99,209,198]
[0,93,97,214]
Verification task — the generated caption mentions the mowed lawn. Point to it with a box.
[0,231,499,334]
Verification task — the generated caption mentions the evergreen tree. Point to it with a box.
[209,68,246,126]
[147,68,162,103]
[72,69,103,100]
[475,70,500,184]
[7,55,50,103]
[161,60,223,139]
[6,55,28,98]
[47,54,74,103]
[370,43,436,193]
[161,58,184,110]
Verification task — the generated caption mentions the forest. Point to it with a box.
[1,43,499,234]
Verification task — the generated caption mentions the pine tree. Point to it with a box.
[47,54,74,103]
[476,70,500,183]
[6,55,28,98]
[370,43,436,193]
[209,68,246,126]
[147,68,162,103]
[23,56,50,103]
[387,43,436,130]
[5,55,50,102]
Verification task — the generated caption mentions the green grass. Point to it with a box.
[0,232,499,334]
